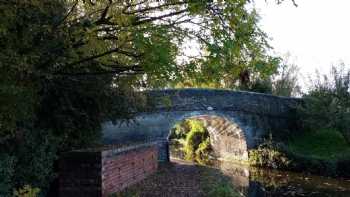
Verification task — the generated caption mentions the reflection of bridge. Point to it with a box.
[102,89,300,161]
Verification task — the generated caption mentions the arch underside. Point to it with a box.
[102,111,260,161]
[102,89,298,162]
[186,115,248,161]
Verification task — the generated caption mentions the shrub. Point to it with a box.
[249,137,291,169]
[182,120,210,162]
[170,119,212,163]
[14,130,58,193]
[0,154,16,196]
[13,185,40,197]
[287,128,350,160]
[195,138,211,164]
[0,129,58,197]
[298,65,350,144]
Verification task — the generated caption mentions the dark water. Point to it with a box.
[213,161,350,197]
[169,143,350,197]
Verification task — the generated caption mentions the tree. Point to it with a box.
[51,0,281,87]
[0,0,294,195]
[272,55,301,97]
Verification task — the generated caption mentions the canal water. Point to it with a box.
[169,144,350,196]
[213,160,350,197]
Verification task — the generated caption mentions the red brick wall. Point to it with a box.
[59,144,158,197]
[101,146,158,196]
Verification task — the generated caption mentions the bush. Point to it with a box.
[0,129,58,197]
[15,130,58,194]
[13,185,40,197]
[285,128,350,177]
[298,65,350,144]
[183,120,207,160]
[287,128,350,160]
[239,78,273,94]
[249,137,291,169]
[169,119,212,163]
[0,154,16,196]
[195,138,211,164]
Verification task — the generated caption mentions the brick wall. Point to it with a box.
[59,143,158,197]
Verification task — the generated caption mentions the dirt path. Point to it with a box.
[119,159,205,197]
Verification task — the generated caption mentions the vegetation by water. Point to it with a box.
[169,119,212,164]
[248,136,291,170]
[246,66,350,177]
[1,0,350,195]
[247,129,350,177]
[118,160,350,197]
[288,129,350,160]
[1,0,284,195]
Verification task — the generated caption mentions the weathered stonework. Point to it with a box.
[102,89,300,161]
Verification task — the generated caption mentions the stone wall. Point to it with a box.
[59,143,158,197]
[102,89,301,161]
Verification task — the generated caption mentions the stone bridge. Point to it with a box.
[102,89,300,161]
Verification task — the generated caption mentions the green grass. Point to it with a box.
[287,129,350,160]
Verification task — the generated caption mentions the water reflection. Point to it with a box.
[215,161,350,197]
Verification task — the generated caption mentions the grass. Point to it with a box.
[287,129,350,160]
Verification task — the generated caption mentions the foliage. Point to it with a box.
[240,78,273,94]
[0,0,146,194]
[170,119,212,163]
[13,185,40,197]
[0,154,16,195]
[0,129,58,196]
[298,64,350,144]
[282,128,350,177]
[237,55,301,96]
[271,57,301,97]
[249,136,291,169]
[287,128,350,160]
[195,138,212,164]
[182,120,210,162]
[0,0,293,194]
[14,130,58,193]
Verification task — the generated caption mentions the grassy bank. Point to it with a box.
[287,129,350,160]
[286,129,350,177]
[249,129,350,177]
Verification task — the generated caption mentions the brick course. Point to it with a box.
[59,143,158,197]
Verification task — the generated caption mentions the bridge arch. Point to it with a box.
[102,89,300,162]
[169,114,249,161]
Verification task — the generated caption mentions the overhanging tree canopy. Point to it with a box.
[51,0,281,86]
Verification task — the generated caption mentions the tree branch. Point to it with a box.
[132,9,189,26]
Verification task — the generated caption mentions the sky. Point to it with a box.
[255,0,350,87]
